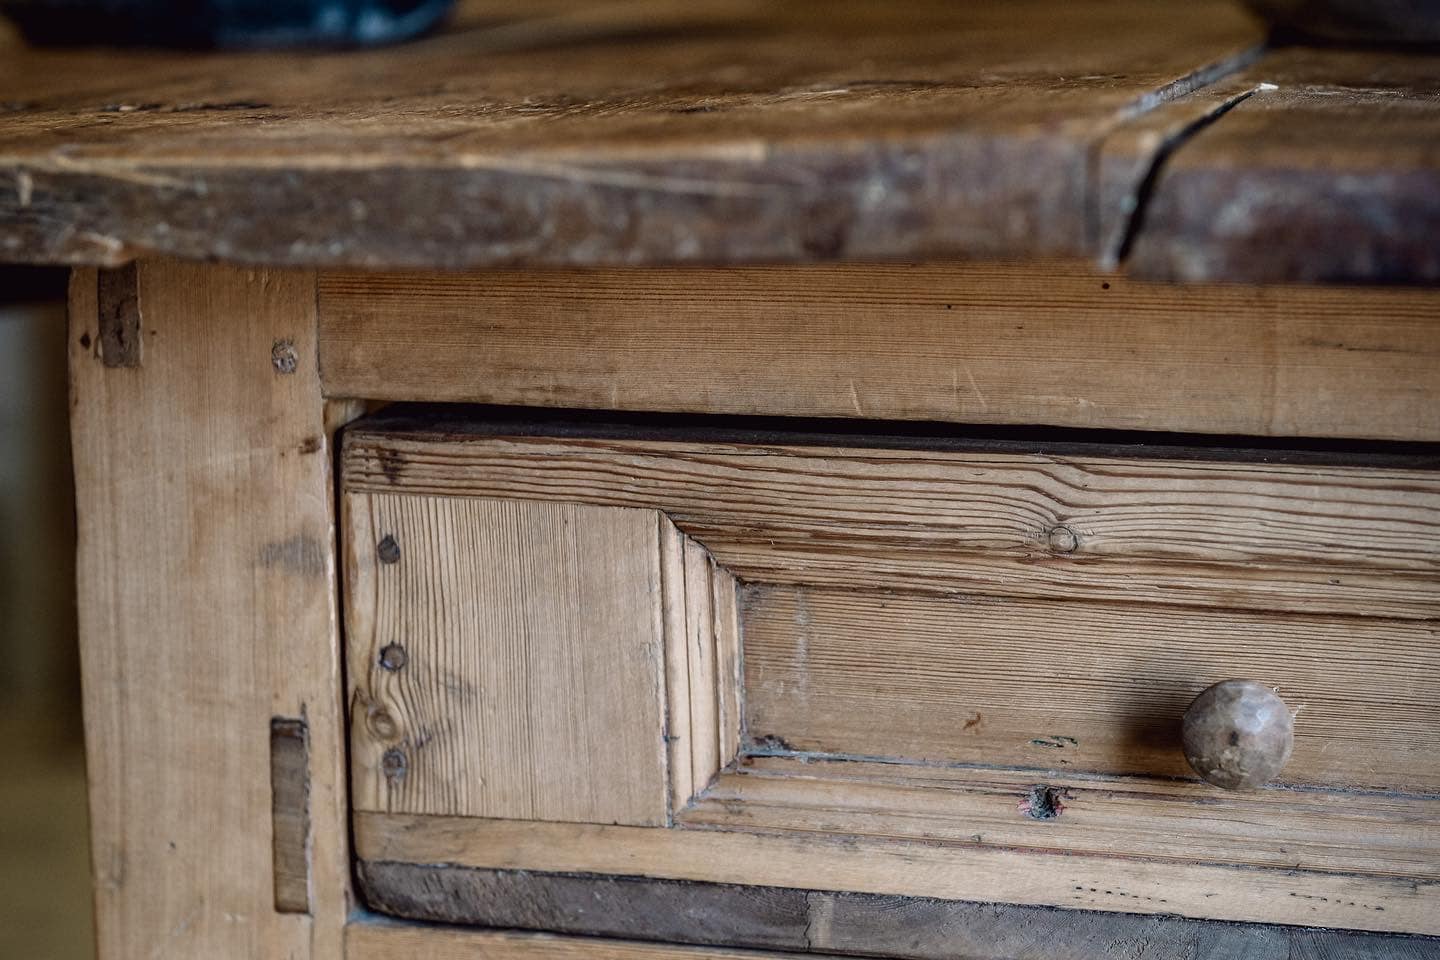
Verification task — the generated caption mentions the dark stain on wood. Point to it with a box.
[269,717,311,915]
[356,861,1440,958]
[97,261,141,368]
[258,534,328,578]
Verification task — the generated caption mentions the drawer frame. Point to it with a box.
[343,416,1440,935]
[66,259,1440,960]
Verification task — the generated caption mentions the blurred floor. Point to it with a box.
[0,281,95,960]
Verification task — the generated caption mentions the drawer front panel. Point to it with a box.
[341,416,1440,936]
[744,584,1440,791]
[347,494,677,825]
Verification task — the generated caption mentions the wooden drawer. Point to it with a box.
[341,411,1440,947]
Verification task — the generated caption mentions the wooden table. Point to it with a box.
[4,2,1439,959]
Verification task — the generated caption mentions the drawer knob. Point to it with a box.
[1181,680,1294,790]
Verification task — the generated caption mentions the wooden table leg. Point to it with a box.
[68,260,349,960]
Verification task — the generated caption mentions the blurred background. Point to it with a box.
[0,266,95,960]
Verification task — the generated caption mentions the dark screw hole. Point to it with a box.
[381,748,408,782]
[379,643,408,671]
[1021,784,1067,820]
[377,534,401,564]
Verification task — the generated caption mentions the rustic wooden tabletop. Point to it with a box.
[0,0,1435,282]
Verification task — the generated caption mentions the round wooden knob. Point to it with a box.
[1181,680,1294,790]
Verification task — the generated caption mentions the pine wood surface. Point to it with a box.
[340,415,1440,933]
[69,261,350,959]
[682,757,1440,880]
[340,428,1440,620]
[344,922,839,960]
[0,0,1262,269]
[743,583,1440,792]
[7,5,1440,279]
[660,522,743,812]
[317,261,1440,442]
[346,490,743,822]
[346,494,672,824]
[354,812,1440,934]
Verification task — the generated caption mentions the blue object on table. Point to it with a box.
[0,0,457,48]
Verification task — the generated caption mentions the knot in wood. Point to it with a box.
[368,709,400,741]
[1046,524,1080,554]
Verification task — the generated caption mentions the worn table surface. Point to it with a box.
[1132,47,1440,283]
[0,0,1437,282]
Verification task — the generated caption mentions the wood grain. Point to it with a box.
[1094,78,1265,264]
[346,493,671,825]
[69,261,349,960]
[341,429,1440,620]
[0,0,1260,270]
[344,921,839,960]
[317,261,1440,441]
[354,813,1440,934]
[339,414,1440,934]
[354,863,1440,959]
[743,583,1440,792]
[660,522,744,811]
[1132,49,1440,283]
[683,756,1440,880]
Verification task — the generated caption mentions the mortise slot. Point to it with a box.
[96,261,141,368]
[270,716,312,914]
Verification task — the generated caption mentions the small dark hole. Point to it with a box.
[381,748,408,782]
[379,643,409,671]
[377,534,401,564]
[1022,784,1066,820]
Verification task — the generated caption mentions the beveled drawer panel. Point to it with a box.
[743,584,1439,791]
[341,411,1440,937]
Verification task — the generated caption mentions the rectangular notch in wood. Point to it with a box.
[96,261,142,368]
[344,493,741,826]
[270,717,311,914]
